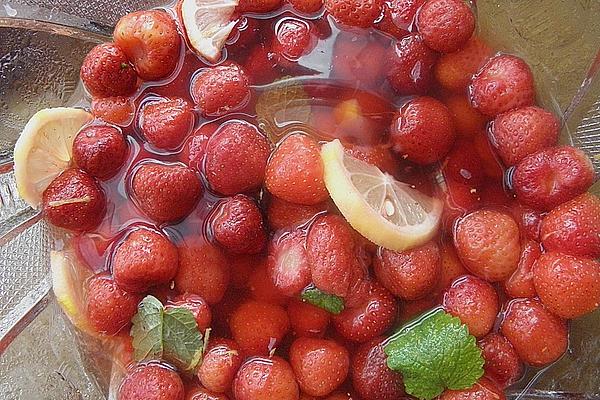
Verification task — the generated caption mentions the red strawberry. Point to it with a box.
[509,202,542,241]
[118,363,184,400]
[73,125,128,180]
[289,337,350,397]
[91,96,135,126]
[478,333,523,389]
[390,96,456,165]
[248,260,289,305]
[243,43,280,85]
[167,293,212,331]
[86,273,141,335]
[434,37,493,94]
[386,34,438,95]
[533,252,600,319]
[374,242,441,300]
[113,10,180,81]
[504,240,541,299]
[139,97,195,150]
[174,240,230,304]
[512,146,595,211]
[273,18,318,62]
[112,227,179,293]
[469,54,535,117]
[205,121,271,196]
[42,168,106,232]
[500,298,568,367]
[213,195,267,255]
[389,0,425,30]
[441,139,485,187]
[324,0,383,28]
[266,134,329,205]
[374,4,409,39]
[351,337,406,400]
[233,357,299,400]
[179,123,218,171]
[237,0,282,13]
[344,144,400,176]
[191,63,251,117]
[332,281,397,342]
[540,193,600,258]
[267,229,312,296]
[306,214,355,297]
[131,162,202,224]
[443,94,489,139]
[442,275,499,338]
[331,33,387,88]
[287,298,330,338]
[490,106,559,166]
[287,0,323,13]
[197,338,243,394]
[416,0,475,53]
[80,43,137,98]
[472,130,504,179]
[433,242,468,293]
[229,300,290,355]
[438,377,505,400]
[186,386,228,400]
[267,196,328,231]
[454,209,520,282]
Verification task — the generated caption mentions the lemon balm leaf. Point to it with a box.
[131,296,164,361]
[384,309,484,400]
[300,285,345,314]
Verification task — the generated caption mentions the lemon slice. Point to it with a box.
[321,139,442,251]
[181,0,239,62]
[13,107,92,208]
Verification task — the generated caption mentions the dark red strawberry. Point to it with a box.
[139,97,195,150]
[386,34,438,95]
[512,145,595,211]
[230,300,290,355]
[324,0,383,28]
[504,240,541,299]
[267,196,328,231]
[243,43,280,85]
[213,195,267,255]
[179,123,218,171]
[469,54,535,117]
[191,63,250,117]
[118,363,184,400]
[205,121,271,196]
[237,0,282,13]
[197,338,243,394]
[91,96,135,126]
[267,229,312,296]
[390,96,456,165]
[441,139,485,186]
[287,0,323,13]
[167,293,212,331]
[287,298,330,338]
[233,357,299,400]
[73,125,128,180]
[416,0,475,53]
[478,333,523,389]
[80,43,137,98]
[273,18,318,62]
[113,10,180,81]
[42,168,106,232]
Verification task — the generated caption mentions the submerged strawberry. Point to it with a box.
[213,195,267,255]
[80,43,137,98]
[139,97,195,150]
[387,34,438,95]
[325,0,383,28]
[191,63,251,117]
[73,125,128,180]
[267,229,312,296]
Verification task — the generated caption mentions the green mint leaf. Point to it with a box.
[301,285,345,314]
[384,309,484,400]
[131,295,204,371]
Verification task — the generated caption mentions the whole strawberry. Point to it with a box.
[118,363,184,400]
[233,357,299,400]
[42,168,106,232]
[73,125,128,180]
[387,34,438,95]
[191,63,251,117]
[80,43,137,98]
[273,18,318,62]
[478,333,523,389]
[416,0,475,53]
[113,10,180,81]
[139,97,195,150]
[131,162,202,224]
[324,0,383,28]
[212,195,267,255]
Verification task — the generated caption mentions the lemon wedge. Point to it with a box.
[321,139,442,251]
[181,0,239,62]
[13,107,92,208]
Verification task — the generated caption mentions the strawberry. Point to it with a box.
[80,43,137,98]
[237,0,282,13]
[442,94,489,139]
[265,134,329,205]
[179,123,218,171]
[112,227,179,293]
[186,386,228,400]
[289,337,350,397]
[306,214,355,297]
[441,139,485,187]
[287,0,323,13]
[324,0,383,28]
[512,146,595,211]
[332,281,397,342]
[131,162,202,224]
[388,0,425,30]
[197,338,243,394]
[267,229,312,296]
[469,54,535,117]
[233,357,299,400]
[344,144,400,176]
[331,33,387,88]
[118,363,184,400]
[229,300,290,355]
[191,63,251,117]
[287,298,330,338]
[113,10,180,81]
[434,37,493,94]
[374,4,409,39]
[472,130,504,179]
[416,0,475,53]
[490,106,560,166]
[73,125,128,180]
[433,242,468,293]
[374,242,441,300]
[504,240,541,299]
[167,293,212,331]
[91,96,134,126]
[273,18,318,62]
[442,275,499,338]
[139,97,195,150]
[85,273,141,335]
[351,337,406,400]
[533,252,600,319]
[390,96,456,165]
[42,168,106,232]
[478,333,523,389]
[243,43,280,85]
[500,298,568,367]
[509,202,542,241]
[387,34,438,95]
[213,195,267,255]
[267,196,328,231]
[438,377,505,400]
[248,261,289,305]
[175,241,230,304]
[205,121,271,196]
[540,193,600,258]
[454,209,520,282]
